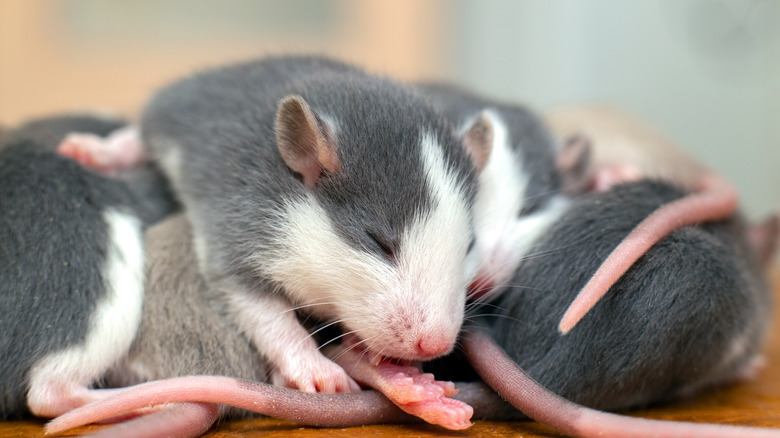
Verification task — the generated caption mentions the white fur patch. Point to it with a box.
[261,131,472,360]
[26,209,144,416]
[471,111,569,294]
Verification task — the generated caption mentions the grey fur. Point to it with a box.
[0,115,177,419]
[478,180,771,415]
[2,114,125,152]
[141,55,477,340]
[142,56,477,282]
[418,82,561,215]
[105,214,266,419]
[2,114,179,225]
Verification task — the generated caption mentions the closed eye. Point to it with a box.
[367,231,395,261]
[518,200,541,217]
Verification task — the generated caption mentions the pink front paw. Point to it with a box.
[374,362,457,404]
[326,339,474,430]
[405,396,474,431]
[271,354,360,393]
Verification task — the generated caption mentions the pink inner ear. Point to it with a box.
[556,133,594,194]
[276,95,340,188]
[298,160,325,188]
[463,111,494,173]
[748,214,780,267]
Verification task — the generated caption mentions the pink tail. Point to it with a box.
[559,174,739,333]
[87,402,219,438]
[45,376,410,435]
[464,330,780,438]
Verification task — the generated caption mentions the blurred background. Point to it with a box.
[1,0,778,218]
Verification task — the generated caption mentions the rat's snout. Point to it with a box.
[415,332,454,358]
[389,308,460,360]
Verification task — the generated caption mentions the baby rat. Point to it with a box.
[94,214,268,438]
[47,202,778,438]
[480,179,771,416]
[412,89,740,333]
[7,113,179,225]
[139,55,492,396]
[417,82,571,301]
[464,330,780,438]
[546,106,743,332]
[45,214,501,437]
[0,114,176,419]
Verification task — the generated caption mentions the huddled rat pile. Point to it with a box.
[1,55,779,438]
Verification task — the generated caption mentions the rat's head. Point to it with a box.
[467,107,570,300]
[263,82,491,361]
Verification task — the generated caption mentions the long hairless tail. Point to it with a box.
[85,402,219,438]
[558,174,739,333]
[45,377,413,437]
[463,330,780,438]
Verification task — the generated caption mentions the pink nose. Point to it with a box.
[416,335,453,358]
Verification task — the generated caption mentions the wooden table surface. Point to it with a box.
[5,272,780,438]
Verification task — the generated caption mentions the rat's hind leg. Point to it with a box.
[57,126,146,174]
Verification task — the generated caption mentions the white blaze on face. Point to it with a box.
[470,111,569,295]
[263,131,472,361]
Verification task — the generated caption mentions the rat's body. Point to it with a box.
[97,214,267,437]
[545,105,743,331]
[105,214,265,396]
[47,185,779,438]
[482,179,770,412]
[140,55,487,394]
[415,88,739,334]
[0,115,177,419]
[417,83,570,300]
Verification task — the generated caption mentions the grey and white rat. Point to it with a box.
[483,180,771,409]
[44,213,503,438]
[139,55,492,394]
[46,186,780,438]
[545,106,743,332]
[0,114,177,419]
[95,213,267,438]
[415,87,740,334]
[417,82,571,301]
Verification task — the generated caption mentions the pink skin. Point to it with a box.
[559,173,739,333]
[57,126,146,175]
[45,376,414,436]
[327,336,473,430]
[463,330,780,438]
[86,403,220,438]
[27,384,130,419]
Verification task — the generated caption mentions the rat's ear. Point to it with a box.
[748,213,780,269]
[556,132,594,194]
[275,95,340,188]
[461,110,494,174]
